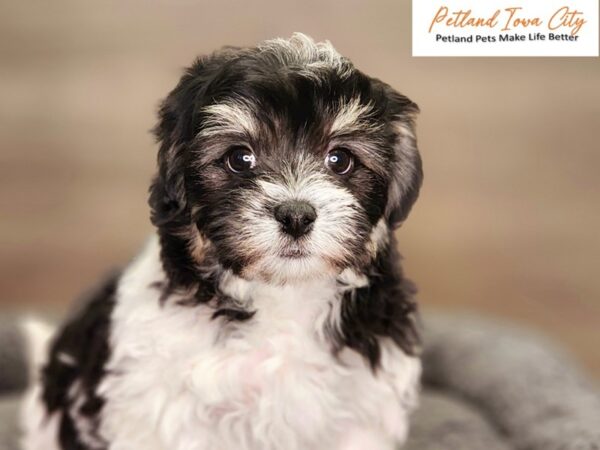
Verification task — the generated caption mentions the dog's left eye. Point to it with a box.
[225,147,256,174]
[325,148,355,175]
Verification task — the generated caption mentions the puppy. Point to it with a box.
[21,33,423,450]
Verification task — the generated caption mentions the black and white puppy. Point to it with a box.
[22,33,423,450]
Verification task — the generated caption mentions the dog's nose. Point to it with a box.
[274,201,317,238]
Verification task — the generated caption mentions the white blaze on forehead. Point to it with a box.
[199,99,257,138]
[330,97,380,135]
[256,172,360,226]
[256,167,359,212]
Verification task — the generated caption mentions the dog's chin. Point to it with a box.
[277,240,311,260]
[240,252,340,285]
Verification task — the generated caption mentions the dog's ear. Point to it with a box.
[382,87,423,228]
[149,56,224,231]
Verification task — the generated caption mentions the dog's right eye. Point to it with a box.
[325,148,355,175]
[225,147,256,174]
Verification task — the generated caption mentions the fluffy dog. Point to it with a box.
[21,33,423,450]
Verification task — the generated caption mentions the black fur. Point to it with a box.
[334,235,420,369]
[41,271,120,450]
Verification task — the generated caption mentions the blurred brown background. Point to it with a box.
[1,1,598,376]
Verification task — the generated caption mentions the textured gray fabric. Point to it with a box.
[422,313,600,450]
[0,317,27,395]
[1,313,598,449]
[405,390,511,450]
[0,395,21,450]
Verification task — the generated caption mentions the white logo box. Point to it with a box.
[413,0,599,56]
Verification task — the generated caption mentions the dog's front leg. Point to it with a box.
[335,427,397,450]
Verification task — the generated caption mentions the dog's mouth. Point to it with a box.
[279,242,311,259]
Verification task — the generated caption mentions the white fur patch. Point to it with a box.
[367,218,390,258]
[20,318,60,450]
[259,33,351,79]
[200,100,257,139]
[330,97,379,135]
[88,238,419,450]
[20,318,54,382]
[337,268,369,290]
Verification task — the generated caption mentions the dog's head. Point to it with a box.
[150,34,422,286]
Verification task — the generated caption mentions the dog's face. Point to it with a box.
[150,34,422,285]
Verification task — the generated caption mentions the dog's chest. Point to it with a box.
[99,276,383,449]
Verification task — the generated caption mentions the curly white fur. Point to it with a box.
[21,236,420,450]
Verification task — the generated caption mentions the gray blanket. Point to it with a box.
[1,313,598,449]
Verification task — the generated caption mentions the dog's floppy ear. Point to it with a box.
[148,55,232,287]
[383,87,423,228]
[149,56,225,230]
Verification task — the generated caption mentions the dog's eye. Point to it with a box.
[225,147,256,174]
[325,148,354,175]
